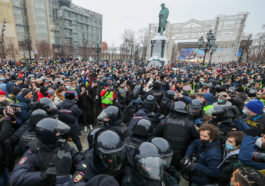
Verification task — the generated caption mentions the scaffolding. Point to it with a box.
[146,12,248,63]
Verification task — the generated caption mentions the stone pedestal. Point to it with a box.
[148,34,168,67]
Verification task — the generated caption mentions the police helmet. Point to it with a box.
[248,88,257,97]
[173,101,187,114]
[97,106,120,123]
[30,109,48,126]
[133,85,141,98]
[39,97,57,112]
[133,119,152,137]
[36,118,70,145]
[166,90,176,100]
[150,137,173,168]
[135,142,164,181]
[153,80,161,90]
[188,99,204,117]
[118,89,126,98]
[96,130,125,171]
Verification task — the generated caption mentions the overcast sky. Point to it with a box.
[72,0,265,46]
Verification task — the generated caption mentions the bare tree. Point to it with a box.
[37,40,51,58]
[136,28,149,59]
[249,25,265,62]
[120,29,135,61]
[6,40,18,59]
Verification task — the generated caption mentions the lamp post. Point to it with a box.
[198,30,217,66]
[96,41,101,61]
[1,19,7,61]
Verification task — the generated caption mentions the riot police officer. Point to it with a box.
[142,95,161,126]
[125,119,153,167]
[38,97,58,118]
[97,106,127,139]
[188,99,204,127]
[160,90,176,116]
[81,130,126,183]
[87,127,101,150]
[14,109,48,156]
[150,137,180,184]
[147,80,163,105]
[121,142,178,186]
[154,101,199,169]
[10,118,86,186]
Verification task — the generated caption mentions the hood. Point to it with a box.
[61,99,75,109]
[6,82,14,94]
[202,93,215,105]
[16,94,29,103]
[135,109,147,117]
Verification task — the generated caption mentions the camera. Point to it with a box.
[212,106,239,121]
[253,152,265,163]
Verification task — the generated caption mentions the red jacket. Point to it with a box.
[37,91,51,101]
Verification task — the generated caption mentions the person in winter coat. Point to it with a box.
[238,128,265,170]
[217,131,243,186]
[16,89,33,125]
[57,90,82,151]
[181,124,222,185]
[0,107,14,186]
[77,84,93,132]
[37,86,51,101]
[54,86,65,106]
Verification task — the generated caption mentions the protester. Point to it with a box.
[0,57,262,186]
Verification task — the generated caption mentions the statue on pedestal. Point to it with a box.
[158,3,169,36]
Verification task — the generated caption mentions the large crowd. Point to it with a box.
[0,58,265,186]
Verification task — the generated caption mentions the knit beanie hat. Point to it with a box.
[22,88,31,97]
[246,100,264,114]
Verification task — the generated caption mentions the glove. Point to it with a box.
[180,156,190,167]
[187,163,197,172]
[41,167,57,184]
[54,149,72,176]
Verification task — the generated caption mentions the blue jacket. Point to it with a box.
[239,135,265,170]
[16,94,31,125]
[185,139,222,185]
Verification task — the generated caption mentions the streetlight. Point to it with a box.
[96,41,101,61]
[198,30,217,66]
[1,19,7,61]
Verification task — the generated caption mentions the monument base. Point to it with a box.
[148,34,168,67]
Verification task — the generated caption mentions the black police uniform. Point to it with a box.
[154,102,199,169]
[80,130,126,184]
[125,119,153,167]
[97,106,127,139]
[160,90,175,116]
[10,118,86,186]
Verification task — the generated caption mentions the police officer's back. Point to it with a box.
[125,119,153,167]
[154,101,199,169]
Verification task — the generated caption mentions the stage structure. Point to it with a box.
[146,12,248,63]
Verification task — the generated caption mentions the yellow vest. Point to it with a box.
[101,91,114,105]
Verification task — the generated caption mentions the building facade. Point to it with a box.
[0,0,20,59]
[49,0,103,57]
[0,0,102,59]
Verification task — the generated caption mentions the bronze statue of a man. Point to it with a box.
[158,3,169,36]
